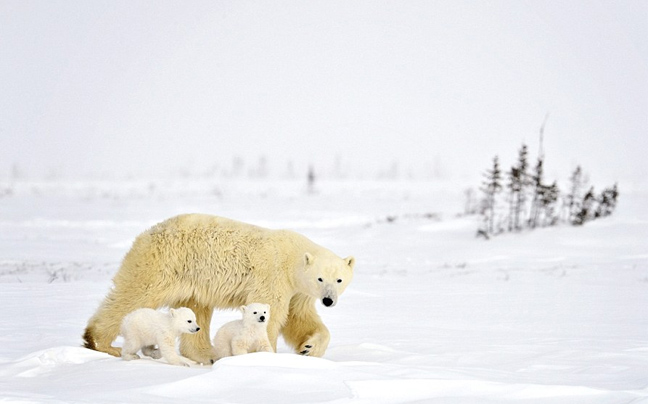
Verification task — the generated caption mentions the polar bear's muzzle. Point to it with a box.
[321,287,338,307]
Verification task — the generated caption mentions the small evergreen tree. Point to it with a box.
[506,168,518,231]
[595,183,619,218]
[573,186,596,225]
[528,157,544,229]
[507,144,529,231]
[540,181,560,226]
[480,156,503,235]
[566,166,584,223]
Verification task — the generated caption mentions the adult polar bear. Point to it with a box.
[83,214,355,364]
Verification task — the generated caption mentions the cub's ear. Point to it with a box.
[169,308,176,317]
[239,305,247,312]
[304,252,315,266]
[344,256,355,270]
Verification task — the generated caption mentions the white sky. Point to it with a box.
[1,0,646,183]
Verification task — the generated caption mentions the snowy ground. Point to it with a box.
[0,179,647,403]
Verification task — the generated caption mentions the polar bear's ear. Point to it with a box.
[344,256,355,270]
[304,252,315,266]
[169,308,176,317]
[239,305,247,312]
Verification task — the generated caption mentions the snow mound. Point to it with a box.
[1,346,109,378]
[145,353,353,403]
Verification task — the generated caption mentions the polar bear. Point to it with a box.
[120,307,200,367]
[213,303,273,360]
[83,214,355,364]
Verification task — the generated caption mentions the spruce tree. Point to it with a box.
[528,157,544,229]
[596,183,619,218]
[507,144,529,231]
[567,166,584,224]
[574,187,596,225]
[540,181,560,226]
[506,167,519,232]
[480,156,503,235]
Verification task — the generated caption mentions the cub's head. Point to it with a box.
[240,303,270,325]
[170,307,201,334]
[301,252,355,307]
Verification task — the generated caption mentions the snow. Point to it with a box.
[0,179,647,403]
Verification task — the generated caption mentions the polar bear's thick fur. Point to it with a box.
[213,303,273,360]
[120,307,200,367]
[83,214,355,364]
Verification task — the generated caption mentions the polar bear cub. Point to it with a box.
[213,303,274,360]
[120,307,200,366]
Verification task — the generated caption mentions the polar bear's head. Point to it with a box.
[301,252,355,308]
[240,303,270,325]
[170,307,201,334]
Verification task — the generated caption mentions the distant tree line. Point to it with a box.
[473,143,619,239]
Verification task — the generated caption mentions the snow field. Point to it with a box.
[0,179,646,403]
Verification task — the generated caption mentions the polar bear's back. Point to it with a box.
[114,214,312,309]
[140,214,281,269]
[151,214,260,233]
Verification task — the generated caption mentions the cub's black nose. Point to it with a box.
[196,327,201,331]
[259,316,265,322]
[322,297,334,307]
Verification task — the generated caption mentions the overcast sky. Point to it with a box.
[1,0,646,183]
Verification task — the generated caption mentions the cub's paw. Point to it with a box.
[179,358,197,367]
[167,358,192,367]
[122,353,140,361]
[142,346,162,359]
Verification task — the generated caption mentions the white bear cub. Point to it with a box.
[120,307,200,367]
[213,303,274,360]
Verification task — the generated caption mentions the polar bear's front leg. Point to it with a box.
[178,302,216,365]
[282,294,330,357]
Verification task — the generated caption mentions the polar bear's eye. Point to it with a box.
[253,311,257,314]
[318,278,323,282]
[337,279,342,283]
[187,320,192,323]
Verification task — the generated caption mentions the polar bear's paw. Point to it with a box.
[299,343,314,356]
[297,331,330,357]
[182,347,217,365]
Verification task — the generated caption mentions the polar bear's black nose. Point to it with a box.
[322,297,334,307]
[196,327,201,332]
[259,316,265,322]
